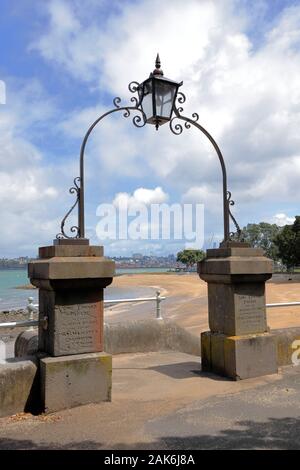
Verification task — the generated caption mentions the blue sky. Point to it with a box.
[0,0,299,257]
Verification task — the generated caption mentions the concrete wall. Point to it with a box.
[273,327,300,366]
[14,319,201,358]
[1,322,299,419]
[0,356,39,418]
[104,319,201,356]
[14,330,38,357]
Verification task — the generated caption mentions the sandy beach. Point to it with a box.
[105,273,300,335]
[2,272,299,339]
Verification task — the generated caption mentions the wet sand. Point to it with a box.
[105,273,300,335]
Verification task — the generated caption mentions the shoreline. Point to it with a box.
[1,273,299,338]
[11,271,300,291]
[103,273,300,334]
[14,284,36,290]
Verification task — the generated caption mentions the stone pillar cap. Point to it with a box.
[206,247,265,258]
[28,256,115,281]
[39,245,103,259]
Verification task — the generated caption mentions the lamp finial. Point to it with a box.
[153,53,163,76]
[155,53,160,69]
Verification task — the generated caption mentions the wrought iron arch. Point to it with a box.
[56,81,241,243]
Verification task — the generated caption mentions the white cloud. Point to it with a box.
[182,185,222,215]
[272,213,295,227]
[0,80,6,104]
[241,155,300,202]
[0,82,60,211]
[2,0,298,255]
[0,79,77,255]
[40,1,300,208]
[96,185,205,254]
[0,171,58,205]
[113,187,168,208]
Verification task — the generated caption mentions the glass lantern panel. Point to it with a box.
[155,81,176,119]
[142,80,154,120]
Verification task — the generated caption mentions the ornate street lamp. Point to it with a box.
[138,55,182,130]
[57,54,241,244]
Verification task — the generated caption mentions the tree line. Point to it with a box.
[237,216,300,271]
[176,216,300,271]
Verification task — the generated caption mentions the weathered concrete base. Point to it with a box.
[40,352,112,413]
[0,357,39,418]
[198,245,277,380]
[201,331,278,380]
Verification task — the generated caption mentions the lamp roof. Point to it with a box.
[147,54,183,87]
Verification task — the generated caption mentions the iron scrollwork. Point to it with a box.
[170,92,200,135]
[56,177,80,239]
[227,191,242,240]
[170,91,241,241]
[57,80,146,239]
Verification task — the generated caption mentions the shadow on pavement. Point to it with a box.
[148,361,201,379]
[148,361,231,381]
[0,439,101,450]
[1,416,300,449]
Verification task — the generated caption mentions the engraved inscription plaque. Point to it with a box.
[235,289,267,335]
[53,302,102,355]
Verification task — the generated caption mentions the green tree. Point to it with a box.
[176,249,205,269]
[274,216,300,271]
[239,222,281,261]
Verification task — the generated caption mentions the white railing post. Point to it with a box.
[27,297,36,331]
[156,290,163,320]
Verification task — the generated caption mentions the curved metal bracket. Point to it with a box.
[57,82,146,240]
[169,92,241,241]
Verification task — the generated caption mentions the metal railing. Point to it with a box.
[266,302,300,308]
[1,295,299,330]
[0,291,166,329]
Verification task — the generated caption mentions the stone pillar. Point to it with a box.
[198,243,278,380]
[28,239,115,412]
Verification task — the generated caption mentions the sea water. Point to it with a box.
[0,268,167,311]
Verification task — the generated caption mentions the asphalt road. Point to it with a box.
[144,368,300,449]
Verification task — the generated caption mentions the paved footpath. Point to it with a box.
[0,351,300,450]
